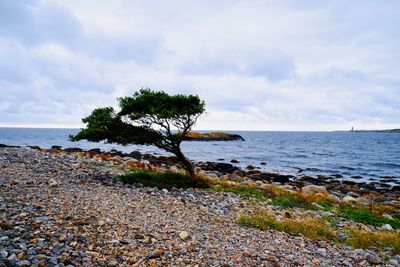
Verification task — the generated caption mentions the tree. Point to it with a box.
[70,88,205,178]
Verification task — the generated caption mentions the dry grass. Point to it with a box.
[346,228,400,254]
[238,213,336,241]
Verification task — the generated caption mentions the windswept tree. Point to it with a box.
[70,88,205,178]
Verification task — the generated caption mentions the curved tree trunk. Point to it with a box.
[174,149,196,179]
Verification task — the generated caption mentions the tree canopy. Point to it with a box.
[70,88,205,178]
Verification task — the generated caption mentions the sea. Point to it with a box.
[1,128,399,183]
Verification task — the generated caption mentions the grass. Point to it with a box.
[338,206,400,228]
[238,213,336,241]
[346,228,400,254]
[271,195,314,209]
[238,213,400,254]
[211,184,336,210]
[118,170,209,190]
[210,185,270,201]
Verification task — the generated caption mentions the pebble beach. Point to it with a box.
[1,147,399,266]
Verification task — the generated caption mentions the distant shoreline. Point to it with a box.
[352,129,400,133]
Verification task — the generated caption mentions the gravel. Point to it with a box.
[0,147,396,266]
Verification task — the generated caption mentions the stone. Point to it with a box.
[365,253,381,264]
[243,251,252,257]
[355,197,369,206]
[301,185,327,195]
[128,257,137,264]
[162,188,169,194]
[33,217,49,223]
[170,166,180,172]
[230,159,240,163]
[382,224,394,231]
[312,258,321,265]
[0,250,8,258]
[229,169,243,179]
[16,260,31,266]
[147,248,164,259]
[179,231,189,241]
[343,195,356,202]
[48,178,59,187]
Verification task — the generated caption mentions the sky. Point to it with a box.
[0,0,399,131]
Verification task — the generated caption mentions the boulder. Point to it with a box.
[343,195,356,202]
[127,150,142,159]
[382,224,394,231]
[229,169,244,179]
[301,185,327,195]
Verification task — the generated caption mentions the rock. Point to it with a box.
[170,166,180,172]
[365,253,382,264]
[319,211,334,216]
[242,251,252,257]
[311,202,324,209]
[0,220,12,229]
[260,162,267,165]
[301,185,327,195]
[0,250,8,258]
[48,178,59,187]
[382,224,394,231]
[128,257,137,264]
[147,248,164,259]
[231,159,240,163]
[16,260,31,266]
[127,150,142,159]
[383,214,393,220]
[312,258,321,265]
[229,169,243,179]
[51,145,62,150]
[343,196,356,202]
[355,197,369,206]
[33,217,49,223]
[161,188,169,194]
[179,231,189,241]
[246,165,256,170]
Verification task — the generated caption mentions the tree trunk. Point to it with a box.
[174,149,195,179]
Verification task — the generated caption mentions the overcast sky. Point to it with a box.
[0,0,399,130]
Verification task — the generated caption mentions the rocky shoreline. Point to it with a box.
[1,146,400,266]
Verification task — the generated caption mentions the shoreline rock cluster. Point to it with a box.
[1,146,400,266]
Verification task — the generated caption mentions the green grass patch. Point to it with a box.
[271,195,314,209]
[339,207,400,228]
[238,213,336,241]
[118,170,209,190]
[210,185,270,201]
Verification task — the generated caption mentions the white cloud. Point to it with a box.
[0,0,399,130]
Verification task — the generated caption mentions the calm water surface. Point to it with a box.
[1,128,399,182]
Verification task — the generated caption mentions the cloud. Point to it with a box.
[0,0,399,130]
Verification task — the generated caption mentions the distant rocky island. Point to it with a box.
[180,131,245,141]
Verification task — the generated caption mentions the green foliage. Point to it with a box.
[118,170,209,190]
[70,88,206,177]
[210,185,270,201]
[271,195,314,209]
[340,207,400,228]
[238,214,336,241]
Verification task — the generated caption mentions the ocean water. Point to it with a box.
[1,128,399,182]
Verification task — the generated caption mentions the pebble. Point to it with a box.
[179,231,189,241]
